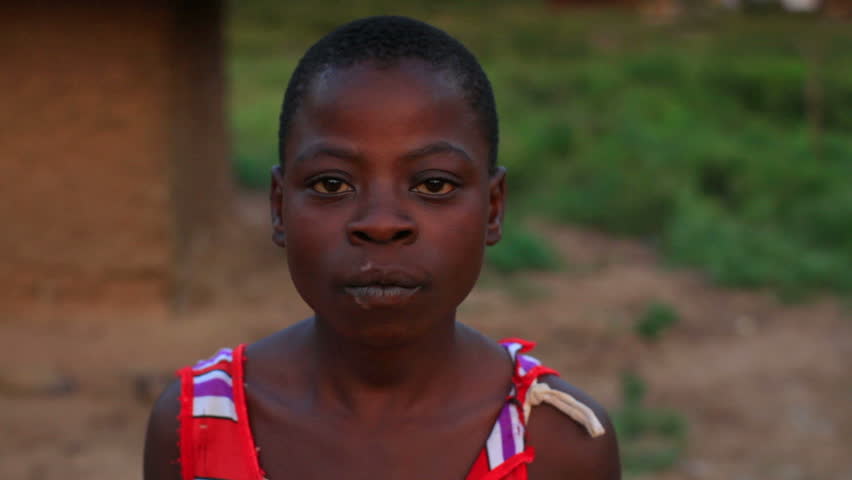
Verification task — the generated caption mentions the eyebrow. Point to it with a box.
[401,141,473,164]
[293,140,473,166]
[294,143,362,165]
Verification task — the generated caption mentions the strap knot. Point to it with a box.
[523,380,606,438]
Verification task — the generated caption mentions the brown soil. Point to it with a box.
[1,193,849,480]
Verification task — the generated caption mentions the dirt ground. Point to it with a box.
[1,193,849,480]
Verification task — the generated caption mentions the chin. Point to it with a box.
[318,305,447,349]
[352,329,423,349]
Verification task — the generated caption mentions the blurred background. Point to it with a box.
[1,1,850,478]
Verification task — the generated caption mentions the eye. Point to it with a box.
[311,177,354,194]
[412,178,457,196]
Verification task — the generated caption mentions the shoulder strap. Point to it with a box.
[524,380,605,437]
[177,345,264,480]
[476,339,547,473]
[500,338,605,438]
[499,338,559,408]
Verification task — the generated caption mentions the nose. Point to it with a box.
[346,200,417,246]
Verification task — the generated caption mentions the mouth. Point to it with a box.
[341,266,427,309]
[344,285,421,309]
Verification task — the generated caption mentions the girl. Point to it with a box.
[144,16,620,480]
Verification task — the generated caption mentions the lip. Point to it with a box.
[343,285,422,309]
[341,266,428,309]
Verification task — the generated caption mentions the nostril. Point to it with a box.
[349,228,414,244]
[392,230,412,242]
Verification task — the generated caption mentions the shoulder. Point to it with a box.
[143,378,182,480]
[525,375,621,480]
[143,344,248,480]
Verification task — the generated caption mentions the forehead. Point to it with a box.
[286,59,488,168]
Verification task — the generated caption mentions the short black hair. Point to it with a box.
[278,15,499,173]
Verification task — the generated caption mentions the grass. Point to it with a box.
[613,371,688,476]
[227,1,852,296]
[635,302,680,341]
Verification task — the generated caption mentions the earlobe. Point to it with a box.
[485,166,507,246]
[272,217,287,247]
[270,165,287,248]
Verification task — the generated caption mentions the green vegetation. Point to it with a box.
[635,302,680,341]
[486,223,562,274]
[229,1,852,296]
[613,371,688,476]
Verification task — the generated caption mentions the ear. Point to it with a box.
[485,166,507,246]
[270,165,287,248]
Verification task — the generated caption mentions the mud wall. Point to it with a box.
[0,1,229,315]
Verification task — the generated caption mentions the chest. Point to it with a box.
[248,391,498,480]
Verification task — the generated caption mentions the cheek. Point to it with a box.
[447,209,487,258]
[282,202,347,297]
[445,190,490,247]
[284,193,347,250]
[421,198,488,284]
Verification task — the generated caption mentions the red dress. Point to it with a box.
[178,338,560,480]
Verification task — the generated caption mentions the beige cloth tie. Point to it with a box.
[523,380,606,438]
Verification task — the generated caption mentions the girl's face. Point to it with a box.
[272,59,505,346]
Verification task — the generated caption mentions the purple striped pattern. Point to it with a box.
[498,404,517,460]
[193,370,234,399]
[499,341,542,376]
[517,353,541,376]
[503,341,523,361]
[192,366,238,421]
[193,347,233,371]
[483,341,533,470]
[194,376,232,398]
[485,403,525,469]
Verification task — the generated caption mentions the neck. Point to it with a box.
[308,314,466,418]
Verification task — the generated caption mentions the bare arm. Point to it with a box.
[143,379,182,480]
[525,375,621,480]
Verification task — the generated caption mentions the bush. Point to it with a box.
[635,303,680,341]
[485,223,562,274]
[664,194,852,298]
